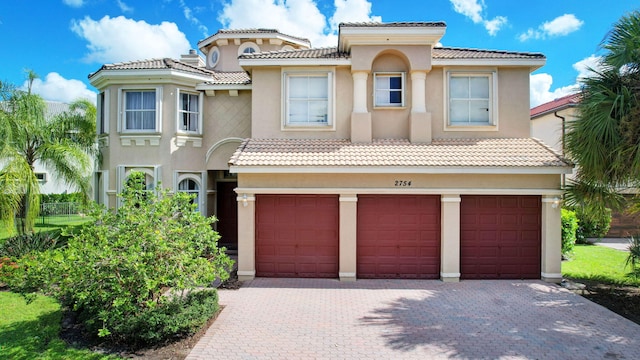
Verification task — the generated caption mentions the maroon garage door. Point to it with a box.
[255,194,339,278]
[460,195,541,279]
[357,195,440,279]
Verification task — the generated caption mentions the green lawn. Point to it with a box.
[0,292,117,359]
[562,244,640,286]
[0,215,92,241]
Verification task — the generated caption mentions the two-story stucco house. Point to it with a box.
[89,22,572,283]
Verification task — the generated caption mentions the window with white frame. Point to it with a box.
[374,72,404,107]
[238,42,260,56]
[178,178,200,211]
[122,89,159,131]
[178,91,201,133]
[447,72,496,127]
[284,71,332,126]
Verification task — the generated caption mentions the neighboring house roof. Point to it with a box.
[229,138,572,171]
[530,93,580,118]
[1,101,71,120]
[88,58,251,85]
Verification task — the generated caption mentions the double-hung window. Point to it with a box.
[178,92,201,133]
[123,89,159,131]
[447,71,496,129]
[374,72,404,107]
[284,71,333,128]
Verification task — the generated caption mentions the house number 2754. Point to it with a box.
[394,180,412,187]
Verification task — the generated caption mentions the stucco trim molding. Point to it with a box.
[120,135,161,146]
[205,137,245,164]
[541,272,562,279]
[234,187,564,196]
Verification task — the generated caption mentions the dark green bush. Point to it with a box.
[561,208,578,255]
[0,231,60,259]
[107,289,220,346]
[40,192,84,204]
[575,207,612,243]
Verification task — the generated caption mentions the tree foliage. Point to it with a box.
[565,10,640,214]
[8,172,232,345]
[0,72,97,233]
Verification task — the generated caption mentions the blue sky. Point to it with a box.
[0,0,637,107]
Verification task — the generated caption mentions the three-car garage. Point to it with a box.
[253,194,542,280]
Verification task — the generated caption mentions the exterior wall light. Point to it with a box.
[551,197,561,209]
[242,193,248,207]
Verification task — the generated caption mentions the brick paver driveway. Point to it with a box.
[187,279,640,359]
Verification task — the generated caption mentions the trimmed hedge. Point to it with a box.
[561,208,579,255]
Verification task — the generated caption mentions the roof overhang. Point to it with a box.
[338,26,446,52]
[89,69,212,89]
[198,32,311,53]
[195,83,252,91]
[229,165,573,174]
[432,58,546,71]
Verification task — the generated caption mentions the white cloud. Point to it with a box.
[179,0,209,37]
[330,0,381,32]
[62,0,84,7]
[70,16,191,63]
[218,0,380,48]
[25,73,97,104]
[519,14,583,42]
[449,0,507,36]
[573,54,601,80]
[116,0,133,13]
[530,73,578,107]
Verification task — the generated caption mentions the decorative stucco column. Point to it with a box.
[236,193,256,281]
[410,71,432,143]
[541,195,562,283]
[351,71,372,143]
[441,194,461,282]
[339,194,358,281]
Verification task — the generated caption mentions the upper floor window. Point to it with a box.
[374,72,404,108]
[177,91,202,134]
[446,71,497,129]
[118,87,162,133]
[283,71,333,128]
[97,92,106,134]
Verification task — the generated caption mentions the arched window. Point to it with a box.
[178,178,200,211]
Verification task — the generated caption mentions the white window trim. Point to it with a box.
[97,90,110,134]
[281,68,336,131]
[444,69,498,132]
[208,46,220,68]
[117,86,163,134]
[238,42,260,56]
[373,72,405,109]
[174,172,204,213]
[116,165,161,209]
[94,170,109,208]
[175,89,203,135]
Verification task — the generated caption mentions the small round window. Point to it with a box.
[208,46,220,68]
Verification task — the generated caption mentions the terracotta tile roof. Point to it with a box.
[530,93,581,118]
[89,58,250,84]
[198,28,310,47]
[239,47,348,60]
[339,21,447,28]
[229,138,571,169]
[432,47,545,60]
[239,46,542,61]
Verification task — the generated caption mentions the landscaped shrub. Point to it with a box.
[0,231,60,259]
[575,207,612,243]
[40,192,84,204]
[561,208,579,255]
[10,172,232,346]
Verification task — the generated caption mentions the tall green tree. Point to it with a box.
[565,10,640,214]
[0,72,97,233]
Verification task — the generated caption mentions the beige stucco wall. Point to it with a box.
[530,107,577,154]
[238,173,560,190]
[99,84,250,206]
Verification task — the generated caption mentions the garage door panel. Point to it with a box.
[461,195,541,280]
[357,195,440,279]
[256,195,339,278]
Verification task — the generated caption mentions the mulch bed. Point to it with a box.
[563,279,640,326]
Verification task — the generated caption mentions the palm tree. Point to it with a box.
[0,72,97,233]
[564,10,640,214]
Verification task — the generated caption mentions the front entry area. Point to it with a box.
[255,194,339,277]
[216,181,238,251]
